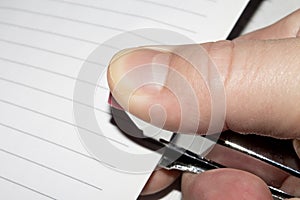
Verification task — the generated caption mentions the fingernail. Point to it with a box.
[151,53,170,90]
[293,139,300,158]
[109,47,137,65]
[107,47,171,110]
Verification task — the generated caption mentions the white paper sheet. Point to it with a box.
[0,0,248,199]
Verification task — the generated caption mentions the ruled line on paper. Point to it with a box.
[0,38,104,66]
[0,57,107,89]
[0,76,109,114]
[0,99,128,147]
[136,0,208,17]
[0,175,56,200]
[0,6,123,33]
[0,122,95,161]
[0,122,116,168]
[0,148,103,191]
[47,0,196,33]
[0,6,174,45]
[0,21,118,48]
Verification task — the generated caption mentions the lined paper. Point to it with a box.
[0,0,248,199]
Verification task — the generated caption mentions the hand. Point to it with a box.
[107,9,300,200]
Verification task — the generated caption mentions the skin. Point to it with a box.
[108,9,300,200]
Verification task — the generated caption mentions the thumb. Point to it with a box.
[107,39,300,138]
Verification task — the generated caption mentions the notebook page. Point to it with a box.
[0,0,248,199]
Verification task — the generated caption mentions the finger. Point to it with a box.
[237,9,300,40]
[140,169,180,195]
[107,38,300,138]
[280,175,300,197]
[279,139,300,197]
[181,169,272,200]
